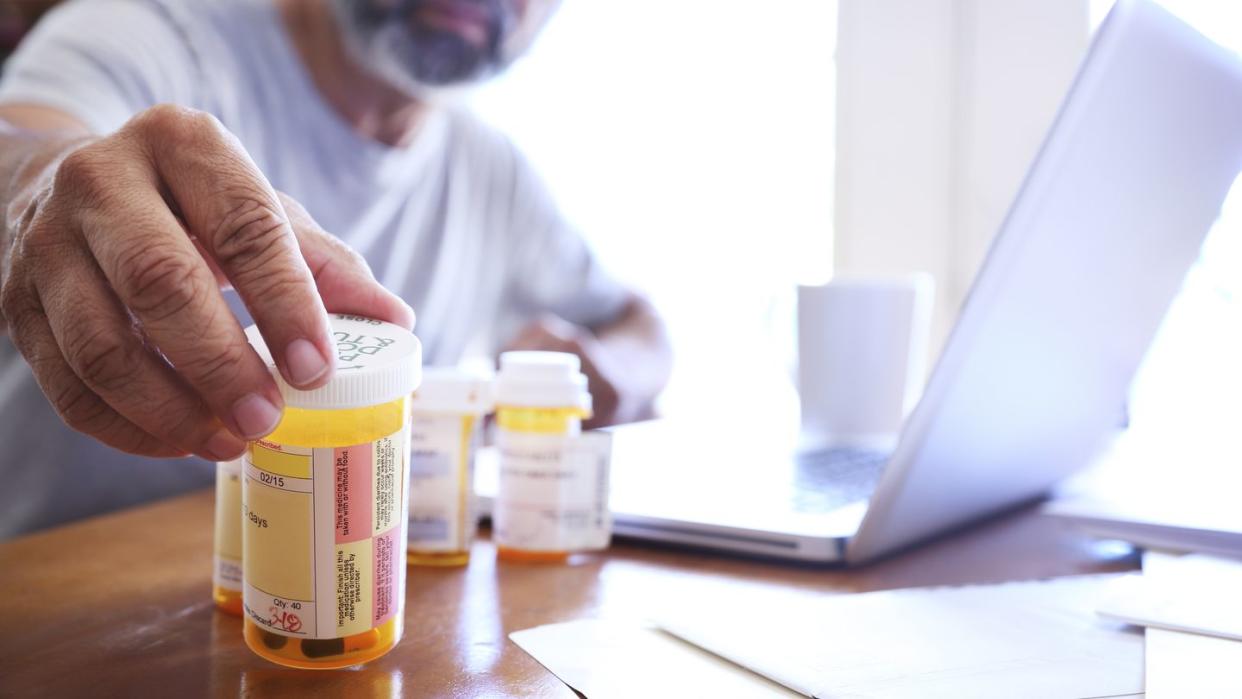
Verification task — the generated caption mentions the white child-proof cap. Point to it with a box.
[410,366,495,414]
[494,351,591,411]
[244,314,422,410]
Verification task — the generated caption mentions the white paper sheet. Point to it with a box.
[1145,628,1242,698]
[655,575,1143,699]
[509,619,798,699]
[1139,551,1242,698]
[1099,552,1242,641]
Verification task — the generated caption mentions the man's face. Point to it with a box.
[330,0,558,92]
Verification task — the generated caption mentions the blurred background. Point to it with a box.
[468,0,1242,448]
[0,0,1237,444]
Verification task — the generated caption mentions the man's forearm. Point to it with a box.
[3,131,87,214]
[0,107,94,207]
[0,108,95,318]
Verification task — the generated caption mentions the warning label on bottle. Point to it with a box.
[407,413,479,553]
[494,430,613,553]
[242,427,407,639]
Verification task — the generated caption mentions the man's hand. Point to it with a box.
[0,104,413,461]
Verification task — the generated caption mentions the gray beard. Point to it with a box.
[328,0,514,97]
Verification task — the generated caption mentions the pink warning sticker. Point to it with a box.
[372,527,399,626]
[334,443,373,544]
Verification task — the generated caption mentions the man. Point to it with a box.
[0,0,671,537]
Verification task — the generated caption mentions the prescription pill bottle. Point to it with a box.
[212,458,244,616]
[494,351,613,563]
[240,314,420,670]
[407,367,493,567]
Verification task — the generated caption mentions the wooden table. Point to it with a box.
[0,489,1137,697]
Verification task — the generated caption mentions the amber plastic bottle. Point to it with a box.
[493,352,593,563]
[239,315,420,669]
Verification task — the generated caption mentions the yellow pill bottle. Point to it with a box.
[493,351,595,563]
[212,457,244,616]
[240,314,421,669]
[407,367,493,567]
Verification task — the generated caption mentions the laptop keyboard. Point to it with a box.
[790,448,889,514]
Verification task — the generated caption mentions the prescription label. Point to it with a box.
[494,430,612,552]
[213,459,243,592]
[242,428,408,640]
[408,414,478,552]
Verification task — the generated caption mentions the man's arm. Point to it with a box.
[0,103,414,460]
[505,294,672,428]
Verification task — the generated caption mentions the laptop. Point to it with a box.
[478,0,1242,564]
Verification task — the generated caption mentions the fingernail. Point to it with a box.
[232,393,282,439]
[286,338,331,387]
[205,429,246,461]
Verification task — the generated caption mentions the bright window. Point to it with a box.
[471,1,837,417]
[1089,1,1242,441]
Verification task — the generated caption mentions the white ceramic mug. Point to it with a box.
[797,274,934,449]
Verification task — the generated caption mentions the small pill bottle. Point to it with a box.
[495,351,614,563]
[240,314,421,670]
[212,458,244,616]
[406,367,493,567]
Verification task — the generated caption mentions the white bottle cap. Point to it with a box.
[410,366,495,415]
[244,314,422,410]
[494,351,591,411]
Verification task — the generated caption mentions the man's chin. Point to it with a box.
[353,35,494,101]
[367,55,482,103]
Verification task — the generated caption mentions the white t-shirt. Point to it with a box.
[0,0,628,537]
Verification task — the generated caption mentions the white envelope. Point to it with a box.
[1133,552,1242,698]
[1099,553,1242,641]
